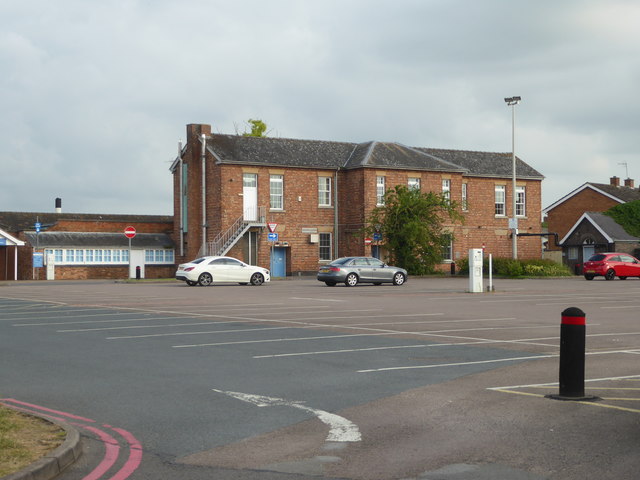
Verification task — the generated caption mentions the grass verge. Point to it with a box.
[0,405,65,477]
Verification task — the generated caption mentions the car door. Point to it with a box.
[206,258,229,282]
[368,258,393,281]
[352,257,371,281]
[223,258,247,282]
[619,255,640,277]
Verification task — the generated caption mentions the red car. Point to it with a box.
[583,252,640,280]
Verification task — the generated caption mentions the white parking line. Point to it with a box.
[357,354,556,373]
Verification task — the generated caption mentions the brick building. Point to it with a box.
[559,211,640,273]
[0,210,175,281]
[171,124,544,276]
[544,176,640,267]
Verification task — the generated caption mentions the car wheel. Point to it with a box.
[250,273,265,286]
[186,280,198,286]
[584,275,594,281]
[619,276,627,280]
[604,269,616,281]
[325,281,336,287]
[198,272,213,286]
[345,273,358,287]
[392,272,406,286]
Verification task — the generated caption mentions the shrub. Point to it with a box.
[454,256,571,277]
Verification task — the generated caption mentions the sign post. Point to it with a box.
[124,226,137,279]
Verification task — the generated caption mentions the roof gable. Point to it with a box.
[544,182,640,213]
[560,211,639,245]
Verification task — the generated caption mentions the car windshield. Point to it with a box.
[587,254,606,262]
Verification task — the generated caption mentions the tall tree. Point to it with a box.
[364,185,463,274]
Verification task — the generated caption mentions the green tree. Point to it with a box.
[242,119,268,137]
[603,199,640,237]
[364,185,463,275]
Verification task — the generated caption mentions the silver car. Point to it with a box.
[317,256,408,287]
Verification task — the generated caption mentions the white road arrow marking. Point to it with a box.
[213,389,361,442]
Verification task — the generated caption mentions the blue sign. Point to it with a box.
[0,238,6,246]
[33,252,44,268]
[373,232,382,241]
[267,232,279,242]
[35,222,41,233]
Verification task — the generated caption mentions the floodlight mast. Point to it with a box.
[504,96,521,259]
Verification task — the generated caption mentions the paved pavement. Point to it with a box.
[1,276,639,480]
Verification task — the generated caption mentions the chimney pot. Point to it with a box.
[610,176,620,187]
[624,178,634,188]
[55,197,62,213]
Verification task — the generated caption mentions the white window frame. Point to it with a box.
[495,185,506,216]
[319,233,332,261]
[270,175,284,210]
[442,235,453,262]
[462,183,468,211]
[376,176,386,206]
[408,177,420,191]
[318,176,332,207]
[516,186,526,217]
[442,179,451,203]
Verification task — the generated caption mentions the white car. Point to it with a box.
[175,256,270,286]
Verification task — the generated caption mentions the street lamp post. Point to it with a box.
[504,96,521,259]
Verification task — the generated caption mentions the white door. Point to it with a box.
[582,245,595,262]
[243,173,258,221]
[129,249,145,279]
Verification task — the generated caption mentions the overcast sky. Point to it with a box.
[1,0,638,216]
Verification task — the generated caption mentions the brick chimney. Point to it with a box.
[610,176,620,187]
[624,178,635,188]
[186,124,211,143]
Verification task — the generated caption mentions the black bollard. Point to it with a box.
[136,266,141,280]
[547,307,599,402]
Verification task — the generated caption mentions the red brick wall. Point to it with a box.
[546,189,620,251]
[172,129,544,274]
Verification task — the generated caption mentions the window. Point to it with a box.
[495,185,506,216]
[442,179,451,203]
[461,183,468,211]
[442,235,453,261]
[85,249,94,263]
[408,177,421,191]
[65,250,74,262]
[567,247,579,260]
[104,250,112,262]
[270,175,283,210]
[376,176,386,205]
[516,186,526,216]
[95,250,103,262]
[55,249,63,263]
[319,233,332,261]
[318,176,332,206]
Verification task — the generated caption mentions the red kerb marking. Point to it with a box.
[1,398,95,423]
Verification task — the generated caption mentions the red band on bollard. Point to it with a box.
[561,315,585,326]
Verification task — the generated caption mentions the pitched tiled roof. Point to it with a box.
[561,211,639,245]
[417,148,544,179]
[544,182,640,212]
[0,212,172,233]
[23,232,175,249]
[204,134,543,178]
[587,183,640,203]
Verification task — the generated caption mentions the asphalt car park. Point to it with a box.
[1,276,639,480]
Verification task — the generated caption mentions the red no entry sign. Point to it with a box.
[124,226,137,239]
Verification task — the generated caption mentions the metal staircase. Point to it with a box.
[199,206,266,257]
